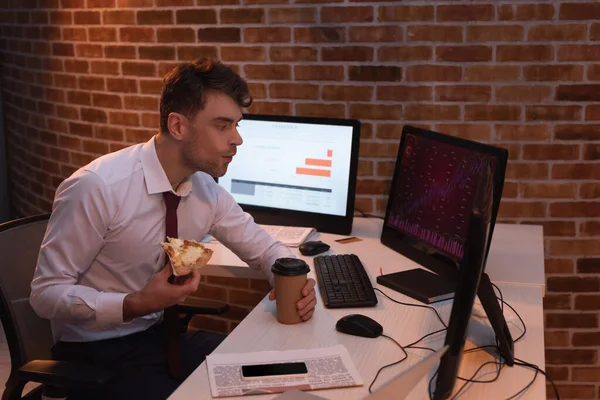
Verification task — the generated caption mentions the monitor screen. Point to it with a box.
[218,114,361,235]
[381,126,508,277]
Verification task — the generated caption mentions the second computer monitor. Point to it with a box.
[217,114,361,235]
[380,125,508,278]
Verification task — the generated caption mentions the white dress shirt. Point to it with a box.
[30,136,293,343]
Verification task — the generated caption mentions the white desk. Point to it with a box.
[202,218,546,293]
[171,218,546,400]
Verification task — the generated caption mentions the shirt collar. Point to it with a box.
[140,136,193,197]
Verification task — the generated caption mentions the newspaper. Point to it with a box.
[206,345,363,398]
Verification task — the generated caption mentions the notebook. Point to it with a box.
[274,346,448,400]
[211,224,316,247]
[376,268,455,304]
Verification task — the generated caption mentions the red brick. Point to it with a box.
[583,144,600,160]
[95,126,124,141]
[435,85,490,102]
[379,5,433,22]
[496,86,552,103]
[575,294,600,310]
[320,6,372,23]
[572,367,600,383]
[544,294,572,310]
[321,85,371,102]
[295,66,344,81]
[589,65,600,81]
[528,106,582,121]
[103,10,135,25]
[268,8,316,23]
[138,46,176,61]
[406,65,461,82]
[69,122,93,137]
[553,164,600,180]
[436,46,491,62]
[558,45,600,61]
[499,4,554,21]
[350,26,402,43]
[107,78,138,93]
[545,331,570,347]
[81,108,107,124]
[465,66,519,82]
[529,24,587,41]
[109,111,139,126]
[62,27,87,42]
[546,312,597,328]
[551,201,600,218]
[296,103,345,119]
[244,28,290,43]
[229,289,267,307]
[295,27,344,43]
[524,65,583,82]
[53,43,74,57]
[197,27,240,43]
[176,46,218,61]
[587,105,600,121]
[88,27,117,43]
[521,182,577,199]
[119,27,154,43]
[349,104,402,120]
[580,184,600,199]
[560,3,600,20]
[550,239,600,256]
[496,124,549,141]
[157,27,195,43]
[247,83,266,99]
[247,101,291,115]
[92,93,122,109]
[497,45,553,62]
[356,179,391,196]
[140,79,163,95]
[349,66,401,82]
[522,221,575,237]
[244,65,290,80]
[465,105,520,121]
[406,26,462,43]
[405,105,460,121]
[522,144,579,161]
[545,259,574,275]
[123,95,158,111]
[141,113,159,128]
[88,0,114,6]
[466,25,523,42]
[497,201,546,218]
[50,11,72,25]
[322,46,373,62]
[592,24,600,41]
[64,59,88,74]
[438,5,493,21]
[104,45,136,59]
[557,84,600,101]
[156,0,193,5]
[67,91,91,106]
[116,0,153,6]
[137,10,173,25]
[377,86,431,102]
[221,46,265,62]
[57,105,79,120]
[269,46,317,62]
[435,124,491,142]
[122,61,156,77]
[378,46,432,62]
[269,83,318,100]
[125,128,154,143]
[220,8,263,24]
[545,366,569,382]
[572,333,600,347]
[76,44,103,58]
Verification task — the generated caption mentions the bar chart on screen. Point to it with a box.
[218,119,353,217]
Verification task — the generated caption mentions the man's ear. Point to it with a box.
[167,112,187,141]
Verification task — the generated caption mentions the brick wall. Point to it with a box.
[1,1,599,397]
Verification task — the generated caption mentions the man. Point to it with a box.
[30,58,317,400]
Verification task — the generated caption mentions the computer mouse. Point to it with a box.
[335,314,383,338]
[299,240,330,256]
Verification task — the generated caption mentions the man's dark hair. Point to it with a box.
[159,58,252,133]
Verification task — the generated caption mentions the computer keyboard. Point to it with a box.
[314,254,378,308]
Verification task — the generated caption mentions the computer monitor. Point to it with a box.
[217,114,361,235]
[380,125,508,278]
[433,162,497,399]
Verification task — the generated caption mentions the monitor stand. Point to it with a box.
[477,273,514,366]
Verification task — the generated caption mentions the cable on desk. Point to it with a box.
[513,357,560,400]
[368,334,408,394]
[491,282,504,313]
[374,288,448,329]
[404,328,447,349]
[354,208,384,220]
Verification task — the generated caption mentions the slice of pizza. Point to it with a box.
[160,237,214,276]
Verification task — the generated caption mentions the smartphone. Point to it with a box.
[241,362,308,381]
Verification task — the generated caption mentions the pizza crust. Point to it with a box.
[160,237,214,276]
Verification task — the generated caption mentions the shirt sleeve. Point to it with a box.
[29,170,127,329]
[208,185,293,287]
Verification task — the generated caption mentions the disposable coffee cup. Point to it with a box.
[271,258,310,325]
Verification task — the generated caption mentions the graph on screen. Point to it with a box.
[387,134,495,260]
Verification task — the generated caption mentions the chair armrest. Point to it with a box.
[17,360,114,388]
[177,297,229,315]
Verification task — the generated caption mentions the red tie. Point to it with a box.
[163,192,182,381]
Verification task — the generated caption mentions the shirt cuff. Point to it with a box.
[96,292,128,328]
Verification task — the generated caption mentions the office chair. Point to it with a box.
[0,214,229,399]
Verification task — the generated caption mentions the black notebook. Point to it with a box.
[376,268,455,304]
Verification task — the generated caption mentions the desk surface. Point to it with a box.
[203,217,545,293]
[171,218,547,400]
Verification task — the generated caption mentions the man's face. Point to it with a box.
[181,92,243,178]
